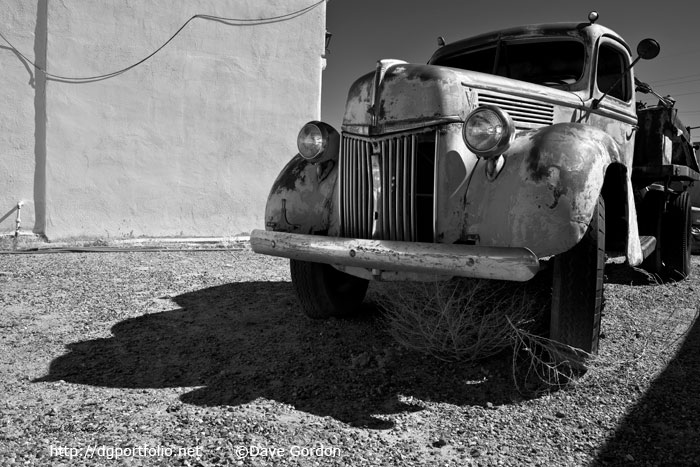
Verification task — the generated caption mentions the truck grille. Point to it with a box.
[340,130,436,242]
[478,92,554,128]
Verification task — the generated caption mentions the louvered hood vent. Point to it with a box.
[478,92,554,129]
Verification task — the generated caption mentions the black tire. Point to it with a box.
[550,196,605,354]
[290,259,369,318]
[638,190,665,274]
[662,191,692,280]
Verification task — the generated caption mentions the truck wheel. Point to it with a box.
[550,196,605,354]
[662,191,692,280]
[638,190,665,274]
[290,259,369,318]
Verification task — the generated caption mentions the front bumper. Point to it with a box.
[250,230,540,282]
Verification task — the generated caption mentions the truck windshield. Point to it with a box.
[432,39,585,89]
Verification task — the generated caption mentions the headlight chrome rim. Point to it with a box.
[297,122,328,161]
[462,106,514,158]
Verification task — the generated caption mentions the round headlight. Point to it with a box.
[297,123,327,160]
[462,106,514,157]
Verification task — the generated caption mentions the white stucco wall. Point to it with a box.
[0,0,325,239]
[0,2,43,235]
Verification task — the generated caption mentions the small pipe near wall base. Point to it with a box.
[15,202,23,238]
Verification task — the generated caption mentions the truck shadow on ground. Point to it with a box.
[35,281,522,429]
[603,263,659,286]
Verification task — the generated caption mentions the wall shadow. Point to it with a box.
[32,0,48,235]
[35,281,520,429]
[597,262,700,463]
[594,306,700,464]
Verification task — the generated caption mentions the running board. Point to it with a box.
[640,235,657,260]
[606,235,657,264]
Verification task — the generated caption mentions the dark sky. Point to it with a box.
[321,0,700,136]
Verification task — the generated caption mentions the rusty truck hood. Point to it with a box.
[342,62,585,135]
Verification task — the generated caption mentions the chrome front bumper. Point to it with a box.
[250,230,540,282]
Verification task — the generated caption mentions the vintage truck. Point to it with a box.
[250,12,699,354]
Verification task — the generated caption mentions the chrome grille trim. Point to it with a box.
[478,92,554,128]
[341,130,434,241]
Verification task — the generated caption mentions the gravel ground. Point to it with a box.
[0,243,698,466]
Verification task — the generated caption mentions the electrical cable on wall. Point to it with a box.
[0,0,327,83]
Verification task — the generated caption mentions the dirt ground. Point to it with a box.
[0,243,698,466]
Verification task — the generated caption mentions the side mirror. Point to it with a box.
[637,38,660,60]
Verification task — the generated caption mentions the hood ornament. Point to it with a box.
[370,59,408,128]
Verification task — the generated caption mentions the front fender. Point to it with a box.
[264,155,339,235]
[464,123,623,257]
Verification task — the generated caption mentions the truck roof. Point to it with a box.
[429,22,629,64]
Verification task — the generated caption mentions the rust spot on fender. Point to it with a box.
[525,125,599,208]
[527,144,550,183]
[550,183,567,209]
[271,156,309,194]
